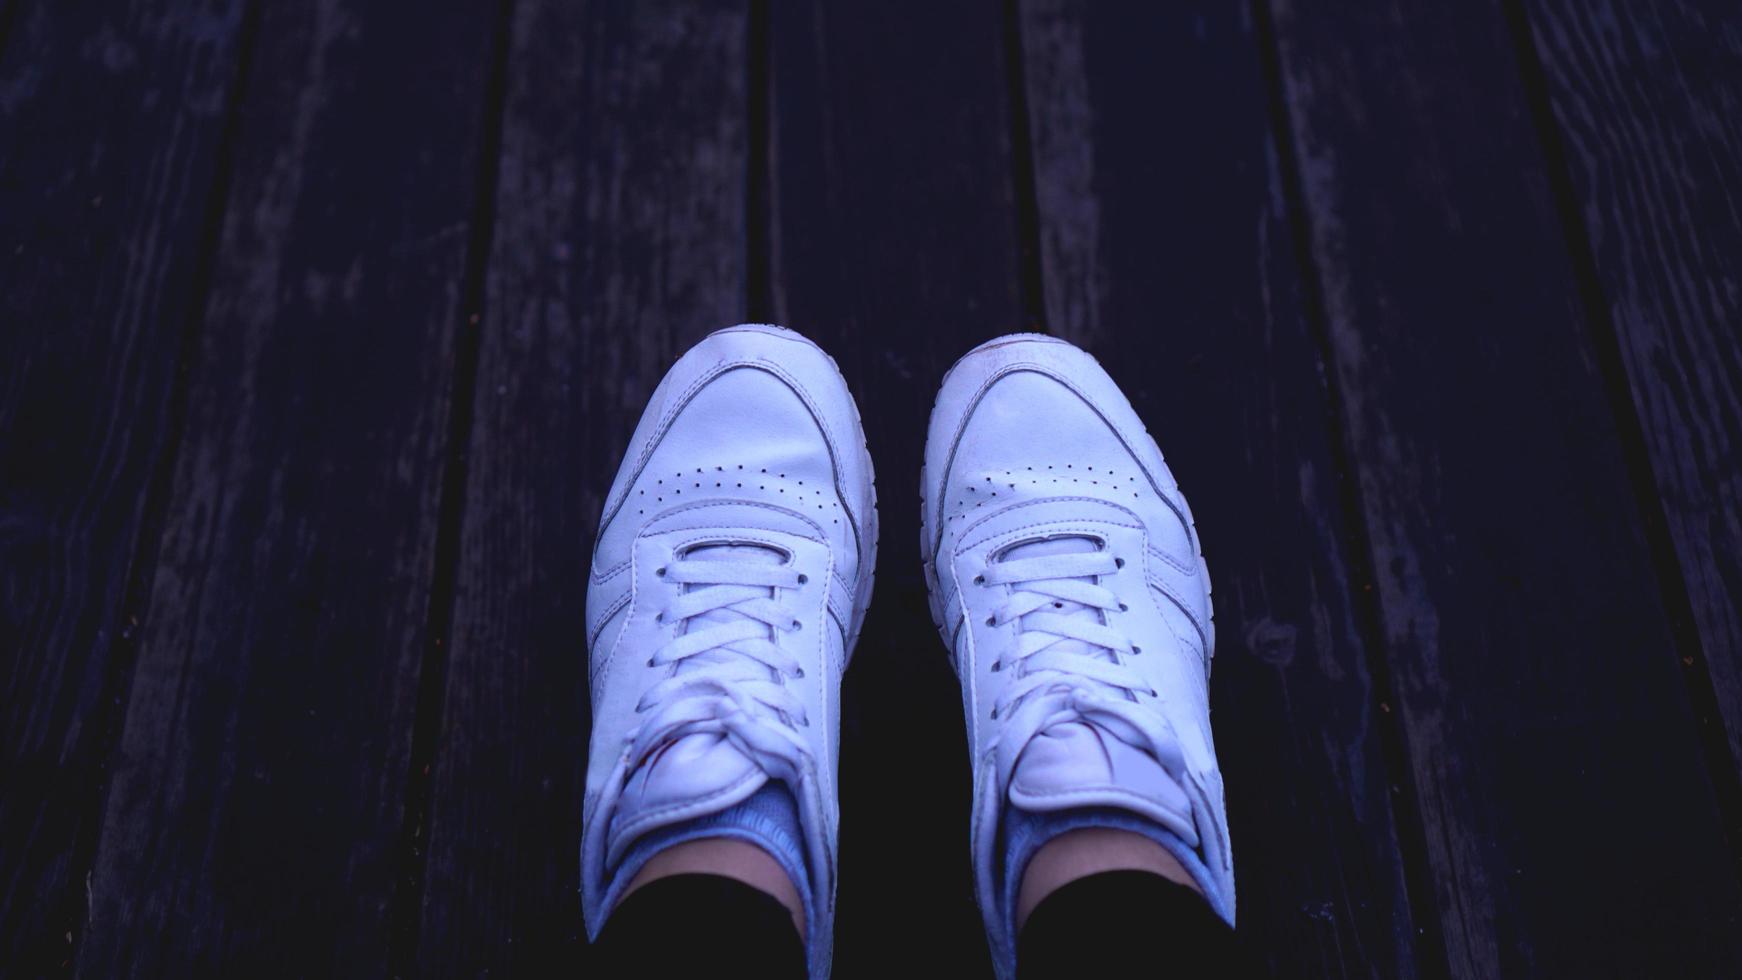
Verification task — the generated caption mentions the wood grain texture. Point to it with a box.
[77,1,501,973]
[1266,0,1742,974]
[1017,2,1425,975]
[766,1,1025,974]
[1522,0,1742,788]
[416,1,750,974]
[0,1,248,972]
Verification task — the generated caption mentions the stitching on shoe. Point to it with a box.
[607,766,767,855]
[816,546,840,766]
[955,497,1146,552]
[1146,571,1209,653]
[592,562,630,585]
[594,545,657,686]
[588,591,631,649]
[752,355,867,557]
[929,360,1192,557]
[669,529,796,555]
[596,354,870,570]
[1008,783,1188,817]
[1147,545,1197,577]
[594,498,836,582]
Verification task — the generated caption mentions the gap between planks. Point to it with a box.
[61,0,266,968]
[385,0,521,973]
[1246,0,1454,974]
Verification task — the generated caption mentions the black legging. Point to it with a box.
[592,869,1260,977]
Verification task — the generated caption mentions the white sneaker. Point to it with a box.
[581,324,877,978]
[920,334,1233,972]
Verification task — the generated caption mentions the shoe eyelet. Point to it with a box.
[973,574,985,585]
[654,612,664,624]
[990,661,1002,672]
[1118,602,1129,612]
[655,566,666,577]
[791,620,803,631]
[1132,645,1143,655]
[985,616,996,627]
[1114,557,1125,569]
[646,658,657,667]
[797,573,809,585]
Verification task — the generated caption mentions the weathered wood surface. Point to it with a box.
[1521,0,1742,811]
[1267,0,1742,974]
[0,1,250,972]
[1018,2,1427,975]
[417,1,751,975]
[1,1,1739,975]
[77,1,503,973]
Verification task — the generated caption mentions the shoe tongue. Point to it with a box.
[1007,721,1196,839]
[999,535,1104,663]
[616,734,770,853]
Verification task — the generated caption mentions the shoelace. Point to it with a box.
[980,549,1188,782]
[587,557,813,865]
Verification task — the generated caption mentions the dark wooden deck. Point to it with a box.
[4,1,1742,976]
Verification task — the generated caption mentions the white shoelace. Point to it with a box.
[588,555,813,864]
[968,547,1213,963]
[980,548,1187,779]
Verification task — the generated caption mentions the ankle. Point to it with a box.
[623,837,807,938]
[1015,827,1200,930]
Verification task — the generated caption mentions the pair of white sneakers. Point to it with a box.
[580,325,1232,978]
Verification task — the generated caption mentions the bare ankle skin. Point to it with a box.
[1015,827,1201,931]
[621,837,807,939]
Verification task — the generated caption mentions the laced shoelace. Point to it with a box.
[979,549,1188,780]
[587,556,813,866]
[968,546,1211,953]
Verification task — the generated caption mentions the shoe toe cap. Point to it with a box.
[942,367,1149,516]
[596,325,872,570]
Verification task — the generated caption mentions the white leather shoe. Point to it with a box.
[920,334,1232,973]
[581,324,877,978]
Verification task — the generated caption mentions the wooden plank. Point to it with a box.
[77,1,504,973]
[0,1,250,973]
[1017,2,1427,975]
[766,2,1024,974]
[1264,0,1742,974]
[415,1,750,974]
[0,1,21,55]
[1520,0,1742,804]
